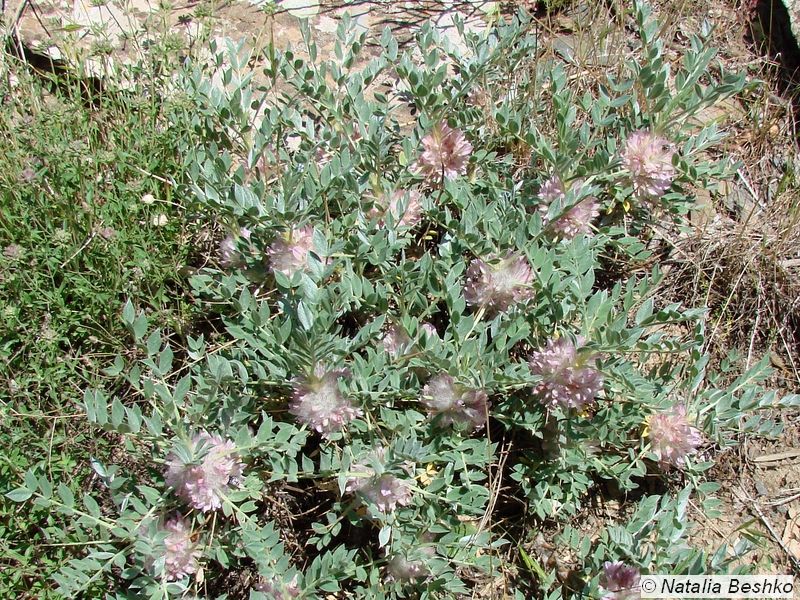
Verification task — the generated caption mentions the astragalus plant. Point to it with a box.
[9,2,799,598]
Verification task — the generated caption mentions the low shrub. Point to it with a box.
[8,2,799,598]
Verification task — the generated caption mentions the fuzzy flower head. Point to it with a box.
[381,322,437,357]
[267,226,325,277]
[529,337,603,411]
[599,561,641,600]
[164,432,244,512]
[346,451,413,514]
[414,122,473,181]
[160,516,201,582]
[538,176,599,239]
[538,176,565,204]
[370,190,424,229]
[255,575,301,598]
[290,366,362,437]
[420,322,438,339]
[3,244,23,261]
[645,404,702,468]
[218,227,252,268]
[464,252,534,314]
[381,324,413,358]
[386,552,431,581]
[621,130,676,201]
[420,373,488,430]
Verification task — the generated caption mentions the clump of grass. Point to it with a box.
[0,53,197,597]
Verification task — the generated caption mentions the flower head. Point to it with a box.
[255,575,301,598]
[538,176,599,239]
[381,322,437,357]
[345,448,412,514]
[4,244,23,260]
[98,226,117,240]
[420,373,488,430]
[218,227,252,268]
[371,190,424,228]
[20,167,36,183]
[160,516,201,581]
[538,176,565,204]
[386,553,430,581]
[347,471,413,514]
[529,337,603,411]
[267,226,325,277]
[463,252,533,313]
[599,561,641,600]
[414,122,472,181]
[421,322,438,339]
[621,130,676,201]
[646,404,702,468]
[164,432,244,512]
[381,324,413,357]
[290,366,362,437]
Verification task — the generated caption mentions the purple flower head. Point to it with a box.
[463,252,534,314]
[600,561,641,600]
[371,190,424,228]
[381,321,438,358]
[389,190,423,227]
[290,366,362,437]
[386,553,430,581]
[538,176,599,239]
[421,322,438,338]
[20,167,37,184]
[3,244,23,260]
[345,448,413,514]
[164,432,244,512]
[255,575,301,598]
[414,122,473,182]
[621,130,676,201]
[381,324,413,358]
[420,373,488,430]
[160,516,201,581]
[538,176,565,204]
[646,404,702,468]
[218,227,252,268]
[267,226,325,277]
[98,226,117,240]
[529,337,603,411]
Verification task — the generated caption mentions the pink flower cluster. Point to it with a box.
[370,190,424,229]
[621,130,676,201]
[218,227,252,268]
[160,516,201,581]
[381,322,437,358]
[255,575,301,598]
[414,122,473,181]
[529,337,603,411]
[386,552,430,581]
[538,176,599,239]
[600,561,641,600]
[289,366,362,437]
[164,432,244,512]
[267,226,326,277]
[420,373,488,430]
[463,252,534,313]
[345,448,412,514]
[646,404,702,468]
